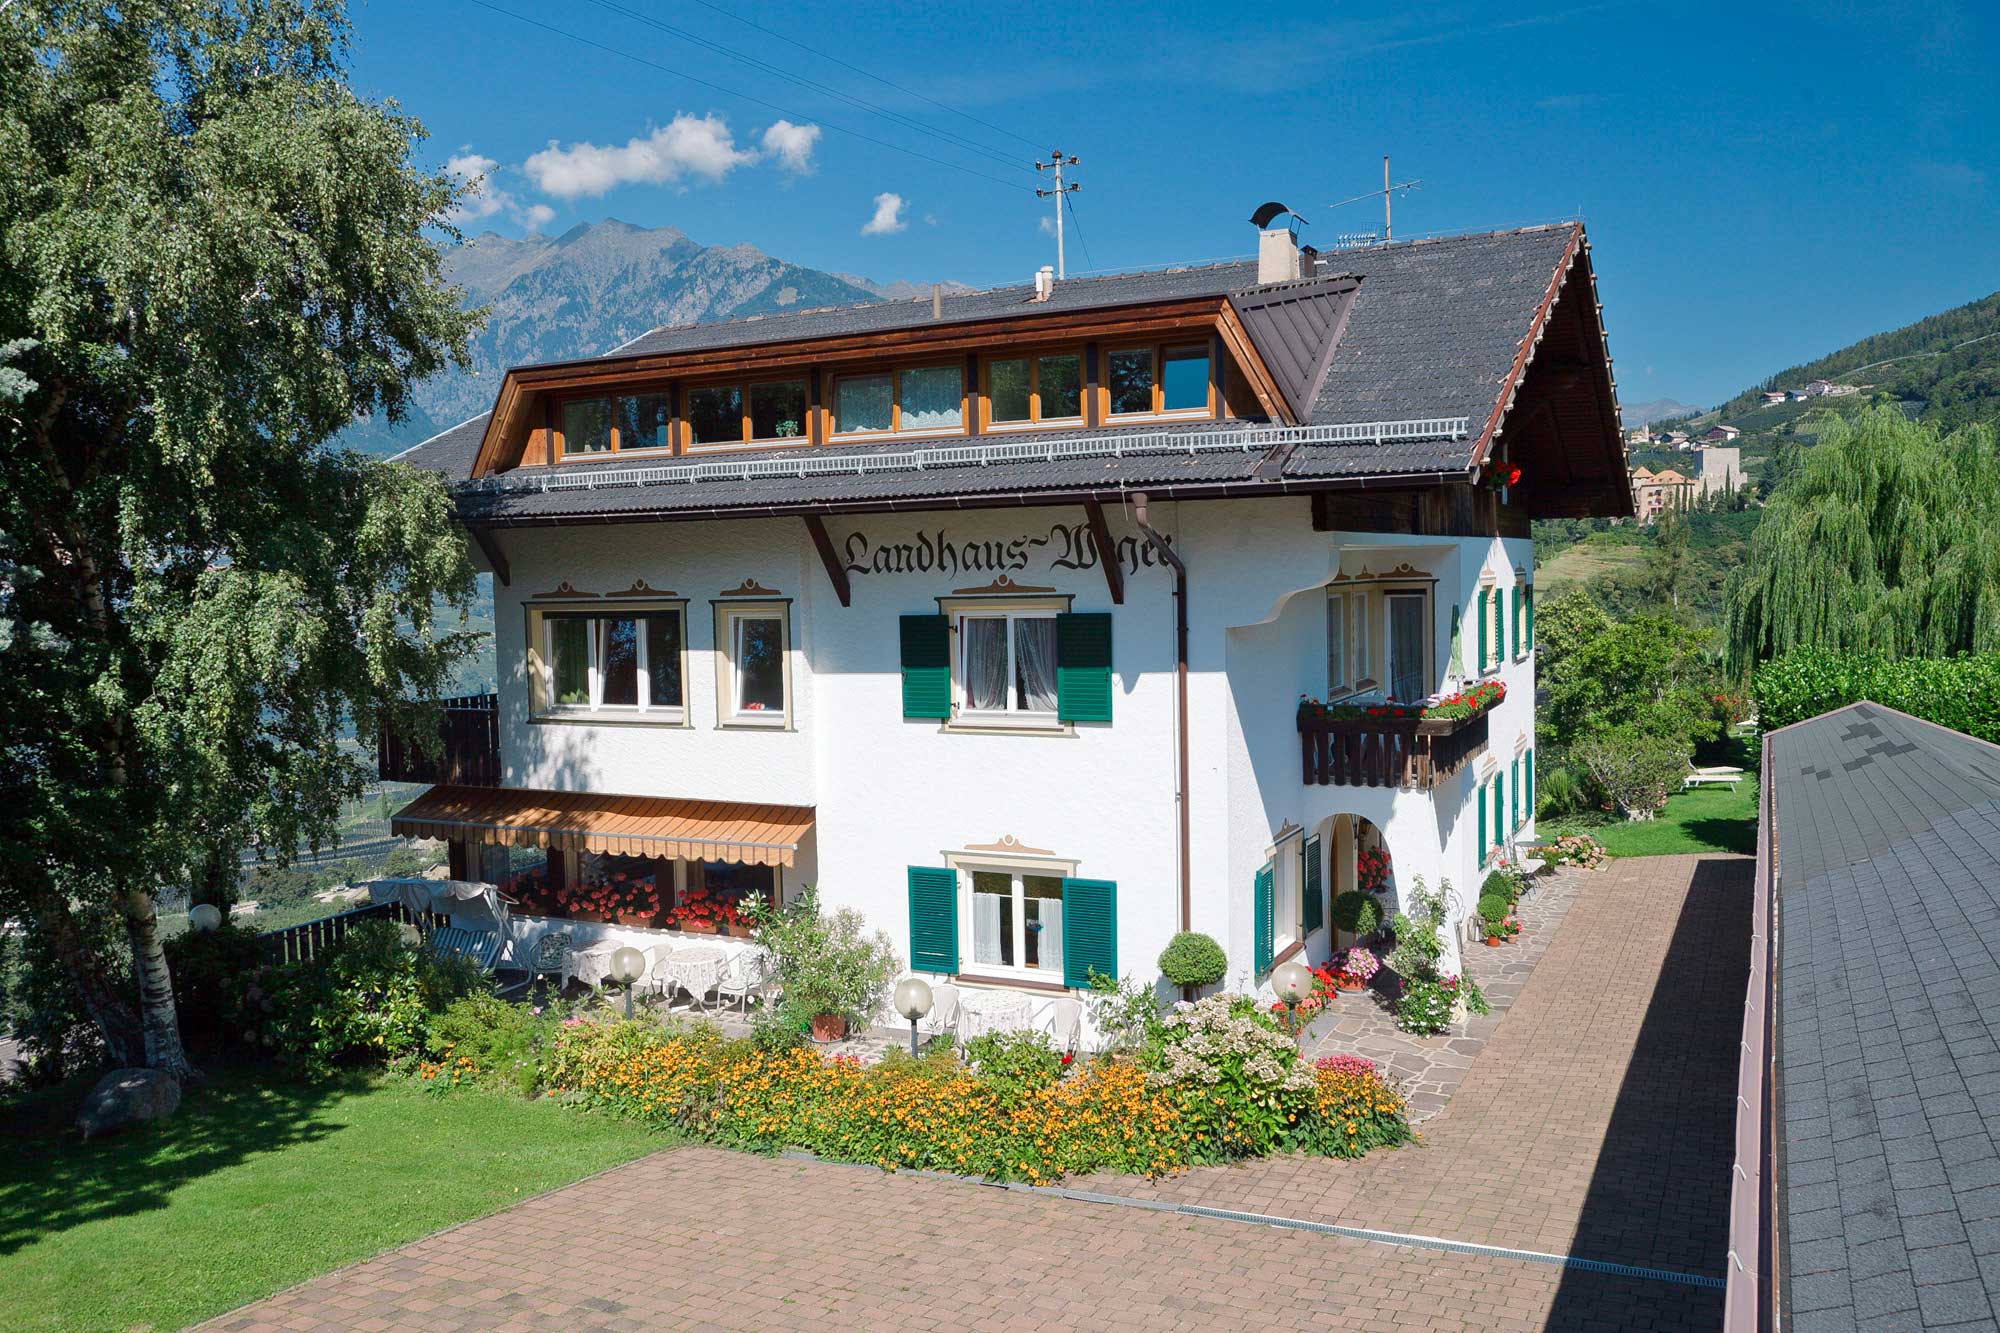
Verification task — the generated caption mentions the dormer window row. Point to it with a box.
[544,339,1225,464]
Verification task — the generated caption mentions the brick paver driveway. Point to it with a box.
[206,854,1750,1332]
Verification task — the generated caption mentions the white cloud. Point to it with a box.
[444,152,508,221]
[760,120,821,173]
[1038,215,1056,235]
[861,192,907,236]
[523,113,757,199]
[519,202,556,231]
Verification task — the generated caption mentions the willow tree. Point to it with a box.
[1725,409,2000,671]
[0,0,482,1078]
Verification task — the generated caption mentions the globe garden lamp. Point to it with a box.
[608,945,647,1019]
[1271,960,1316,1042]
[188,903,223,934]
[894,976,934,1057]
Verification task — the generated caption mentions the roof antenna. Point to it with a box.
[1035,150,1081,280]
[1326,157,1422,246]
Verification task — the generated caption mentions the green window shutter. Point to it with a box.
[1253,862,1275,974]
[906,866,958,974]
[1476,590,1489,671]
[1056,611,1113,723]
[1509,588,1519,659]
[1510,758,1520,829]
[1526,585,1535,649]
[1527,748,1536,814]
[1477,781,1488,857]
[1059,877,1117,989]
[1494,775,1506,849]
[1302,835,1324,934]
[899,614,951,719]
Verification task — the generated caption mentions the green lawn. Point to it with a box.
[1544,746,1761,858]
[0,1067,668,1332]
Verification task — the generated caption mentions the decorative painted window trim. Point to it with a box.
[525,599,690,725]
[941,848,1085,987]
[710,599,793,729]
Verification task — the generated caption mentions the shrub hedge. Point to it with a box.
[1330,890,1383,936]
[1754,650,2000,741]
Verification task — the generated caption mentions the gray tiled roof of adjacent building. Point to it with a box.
[1767,702,2000,1330]
[397,224,1580,517]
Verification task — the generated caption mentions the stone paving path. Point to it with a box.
[203,854,1750,1332]
[1303,865,1587,1121]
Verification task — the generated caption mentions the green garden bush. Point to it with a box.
[1331,890,1383,936]
[1157,931,1228,988]
[164,923,267,1049]
[1754,650,2000,741]
[248,920,485,1074]
[1476,893,1512,930]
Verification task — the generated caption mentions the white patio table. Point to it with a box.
[658,945,726,1013]
[564,940,656,993]
[956,989,1035,1039]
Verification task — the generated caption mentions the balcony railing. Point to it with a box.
[1298,710,1490,790]
[378,693,500,786]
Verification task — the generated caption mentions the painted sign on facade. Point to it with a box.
[839,521,1172,580]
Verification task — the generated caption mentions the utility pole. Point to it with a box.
[1035,150,1080,279]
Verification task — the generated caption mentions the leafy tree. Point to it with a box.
[1571,728,1694,821]
[0,0,481,1077]
[1725,409,2000,671]
[1537,587,1724,751]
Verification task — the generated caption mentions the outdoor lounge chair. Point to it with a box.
[425,925,529,997]
[1682,761,1743,791]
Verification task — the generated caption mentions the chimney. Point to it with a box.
[1258,227,1302,284]
[1032,265,1054,302]
[931,282,943,320]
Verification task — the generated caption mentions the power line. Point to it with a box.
[460,0,1033,194]
[678,0,1044,154]
[578,0,1036,176]
[1064,190,1095,274]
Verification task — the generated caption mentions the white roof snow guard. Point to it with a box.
[474,418,1470,495]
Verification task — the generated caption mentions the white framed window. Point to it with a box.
[962,863,1068,980]
[715,602,790,727]
[949,602,1061,727]
[1272,829,1302,954]
[831,362,964,437]
[1325,591,1347,695]
[1384,590,1429,702]
[531,604,686,722]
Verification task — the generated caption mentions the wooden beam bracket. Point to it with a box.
[1083,499,1124,605]
[802,514,850,608]
[470,525,511,587]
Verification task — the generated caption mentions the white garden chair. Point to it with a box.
[1040,997,1082,1054]
[916,982,959,1042]
[715,949,773,1014]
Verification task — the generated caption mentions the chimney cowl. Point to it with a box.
[1032,265,1055,302]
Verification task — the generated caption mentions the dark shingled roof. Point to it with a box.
[398,224,1591,521]
[1767,703,2000,1331]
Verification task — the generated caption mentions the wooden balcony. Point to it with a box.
[378,693,500,786]
[1298,710,1490,791]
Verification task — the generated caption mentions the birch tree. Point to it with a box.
[0,0,482,1078]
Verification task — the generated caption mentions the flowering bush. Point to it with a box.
[1295,1058,1414,1158]
[1396,976,1459,1035]
[1474,456,1522,491]
[1533,833,1608,869]
[1334,947,1379,986]
[1313,1053,1377,1078]
[552,872,663,924]
[1356,847,1391,895]
[1152,994,1316,1157]
[661,885,751,933]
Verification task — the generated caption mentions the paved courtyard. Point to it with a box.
[204,854,1750,1332]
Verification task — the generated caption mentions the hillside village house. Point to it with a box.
[385,220,1628,1014]
[1630,464,1697,521]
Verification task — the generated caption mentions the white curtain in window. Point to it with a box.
[1035,896,1064,974]
[1389,595,1426,701]
[964,618,1008,710]
[973,889,1004,965]
[1014,617,1058,712]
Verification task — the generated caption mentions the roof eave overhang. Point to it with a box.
[468,294,1301,478]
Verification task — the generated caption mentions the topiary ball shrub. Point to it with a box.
[1157,931,1229,988]
[1331,890,1383,937]
[1476,893,1512,932]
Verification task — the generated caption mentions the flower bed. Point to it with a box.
[526,994,1410,1183]
[1298,679,1505,725]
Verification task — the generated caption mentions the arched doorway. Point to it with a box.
[1324,814,1392,947]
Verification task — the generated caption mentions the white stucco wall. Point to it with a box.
[480,494,1538,997]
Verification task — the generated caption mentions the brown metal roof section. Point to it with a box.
[1226,275,1360,422]
[391,783,813,866]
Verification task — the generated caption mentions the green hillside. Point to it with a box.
[1717,290,2000,429]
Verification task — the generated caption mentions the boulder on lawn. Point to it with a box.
[76,1067,182,1140]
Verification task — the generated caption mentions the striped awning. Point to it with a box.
[391,784,813,867]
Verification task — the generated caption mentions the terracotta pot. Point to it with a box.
[810,1013,848,1042]
[1485,935,1502,947]
[1337,977,1363,991]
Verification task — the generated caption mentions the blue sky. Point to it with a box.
[347,0,1998,409]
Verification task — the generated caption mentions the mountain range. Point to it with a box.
[345,219,959,456]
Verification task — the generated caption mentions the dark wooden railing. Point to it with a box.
[378,693,500,786]
[1299,710,1490,790]
[257,899,441,965]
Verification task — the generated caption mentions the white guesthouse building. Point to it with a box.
[386,220,1629,1008]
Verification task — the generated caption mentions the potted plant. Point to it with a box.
[742,886,898,1042]
[1333,947,1379,991]
[1331,889,1384,947]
